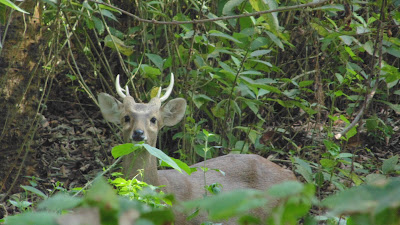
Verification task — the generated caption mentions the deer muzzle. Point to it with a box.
[132,129,146,142]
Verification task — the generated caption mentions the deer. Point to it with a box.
[98,74,297,224]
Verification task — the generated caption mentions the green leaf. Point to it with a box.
[192,94,215,108]
[141,209,175,225]
[194,144,212,159]
[255,84,281,94]
[21,185,47,199]
[111,143,142,159]
[209,30,242,43]
[265,31,284,49]
[222,0,246,15]
[376,100,400,113]
[249,59,273,68]
[290,100,317,115]
[335,73,344,84]
[337,153,354,158]
[5,212,58,225]
[183,189,266,220]
[219,61,236,75]
[142,144,182,172]
[299,80,314,88]
[85,178,119,224]
[338,168,363,186]
[9,200,31,209]
[231,100,241,116]
[173,13,193,31]
[92,16,104,34]
[249,0,279,33]
[207,13,230,32]
[310,22,329,36]
[83,1,94,11]
[363,41,375,56]
[294,157,313,183]
[267,181,304,198]
[365,173,387,184]
[314,172,324,187]
[104,35,134,56]
[38,193,82,211]
[146,53,164,71]
[382,155,399,175]
[366,116,379,131]
[314,4,344,11]
[324,139,341,158]
[141,65,161,76]
[101,9,118,22]
[387,46,400,58]
[211,104,225,118]
[250,49,271,57]
[339,35,356,46]
[345,126,358,140]
[250,37,269,50]
[322,177,400,216]
[0,0,29,14]
[243,99,260,115]
[320,159,337,168]
[160,157,197,175]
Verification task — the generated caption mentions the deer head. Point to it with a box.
[98,74,186,181]
[98,74,187,147]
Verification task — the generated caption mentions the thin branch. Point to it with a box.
[87,0,330,25]
[335,0,386,140]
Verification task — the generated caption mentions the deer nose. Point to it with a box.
[132,129,145,142]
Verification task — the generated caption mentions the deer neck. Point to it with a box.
[122,142,160,186]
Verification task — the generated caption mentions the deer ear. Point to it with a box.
[98,93,122,124]
[161,98,187,127]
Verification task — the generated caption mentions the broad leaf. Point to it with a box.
[104,35,134,56]
[207,12,230,31]
[265,31,284,49]
[142,144,182,172]
[192,94,215,108]
[249,0,279,33]
[111,143,142,159]
[294,157,313,183]
[183,189,266,220]
[267,181,305,198]
[250,49,271,57]
[209,30,242,43]
[5,212,58,225]
[38,193,82,211]
[101,9,118,22]
[382,155,399,175]
[21,185,47,199]
[1,0,29,14]
[160,158,197,175]
[146,53,164,71]
[222,0,246,15]
[322,177,400,216]
[250,37,269,50]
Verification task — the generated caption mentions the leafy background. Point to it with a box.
[0,0,400,224]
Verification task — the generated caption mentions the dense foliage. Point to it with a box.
[1,0,400,224]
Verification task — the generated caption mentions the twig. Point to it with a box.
[87,0,330,25]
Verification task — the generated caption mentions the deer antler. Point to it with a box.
[158,73,174,102]
[115,75,130,98]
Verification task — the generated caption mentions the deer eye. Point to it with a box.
[123,115,130,123]
[150,117,157,124]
